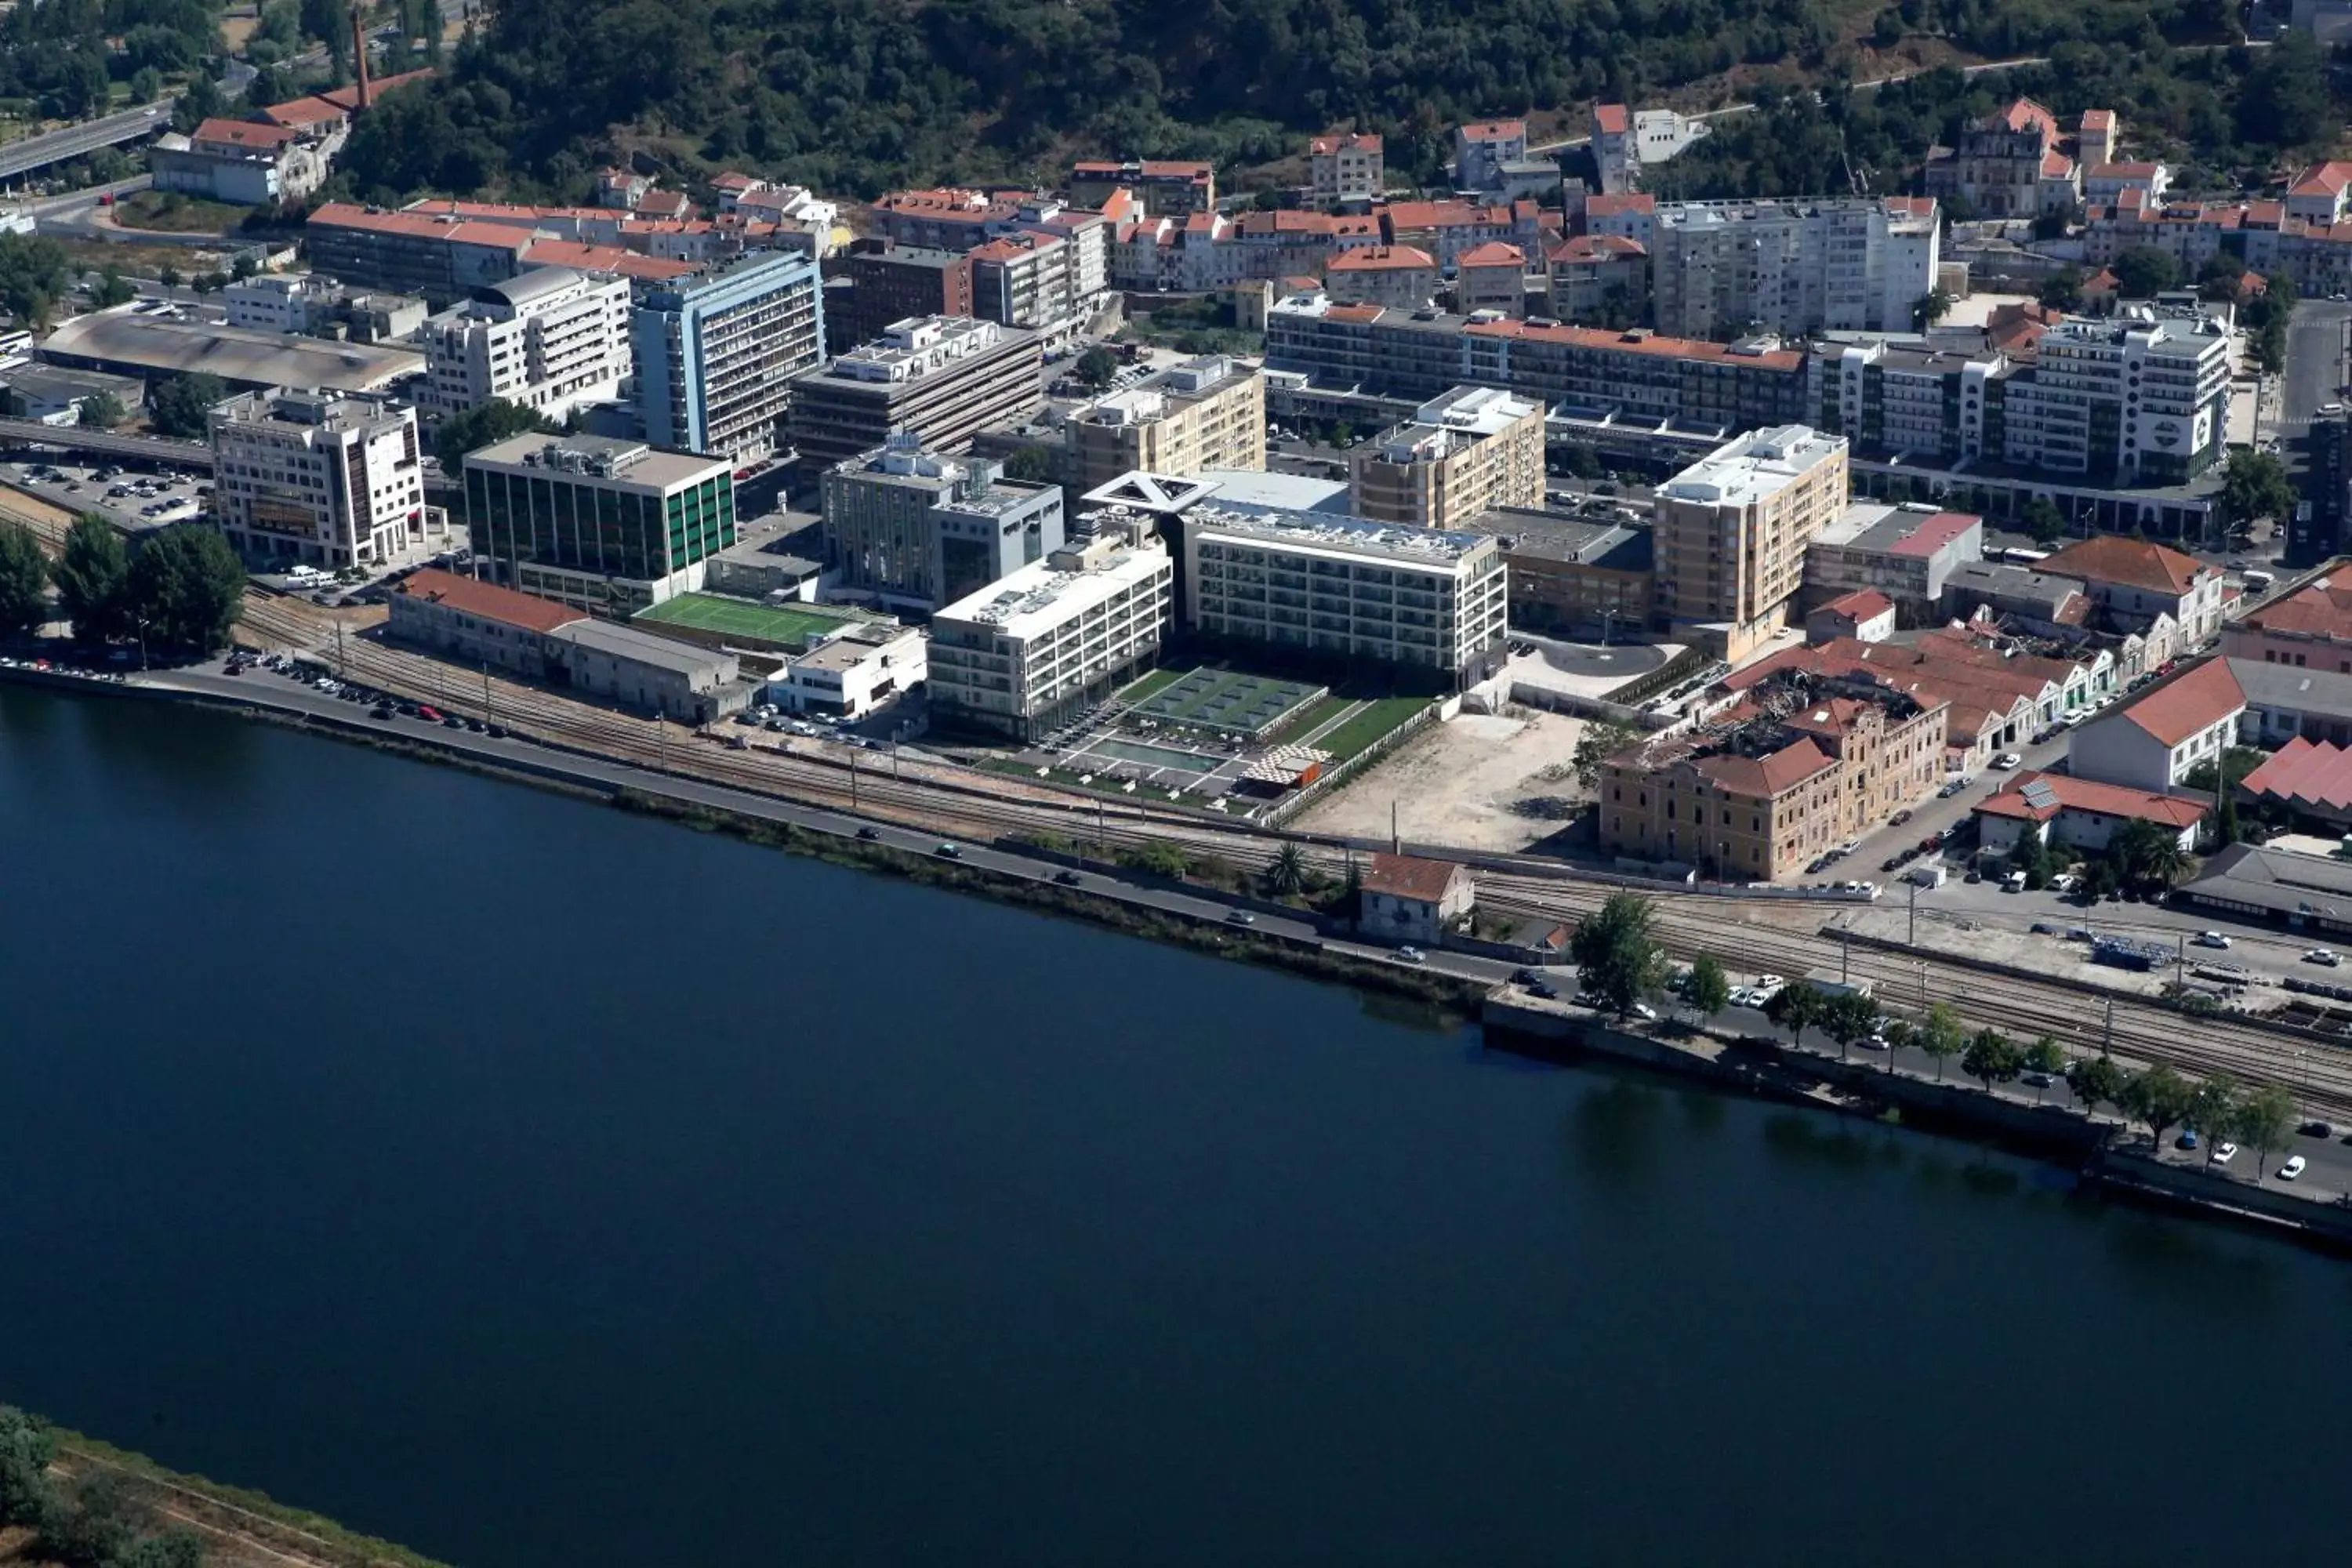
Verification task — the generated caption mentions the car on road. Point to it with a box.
[1225,909,1255,925]
[1993,752,2023,770]
[2193,931,2232,949]
[935,842,963,859]
[1860,1033,1889,1051]
[1938,779,1968,798]
[1512,967,1541,985]
[2031,922,2060,935]
[1806,855,1831,874]
[2299,1120,2335,1138]
[2211,1142,2238,1165]
[1529,981,1559,999]
[441,715,463,728]
[2021,1070,2053,1088]
[1053,869,1083,886]
[2177,1130,2199,1150]
[855,826,880,841]
[1890,808,1914,827]
[1838,838,1861,855]
[1632,1002,1659,1020]
[2305,948,2342,967]
[369,703,393,720]
[2280,1155,2309,1180]
[1396,946,1427,964]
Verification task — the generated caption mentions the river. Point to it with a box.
[2,685,2348,1566]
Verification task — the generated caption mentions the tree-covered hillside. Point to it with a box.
[333,0,2259,203]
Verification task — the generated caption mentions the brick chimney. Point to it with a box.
[350,3,373,110]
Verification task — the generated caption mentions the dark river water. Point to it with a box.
[3,686,2347,1567]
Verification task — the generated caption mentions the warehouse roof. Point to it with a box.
[39,310,423,391]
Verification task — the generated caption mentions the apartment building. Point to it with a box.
[1487,510,1655,641]
[1323,245,1439,310]
[1183,503,1508,686]
[833,241,975,353]
[304,202,536,306]
[1065,355,1265,490]
[1308,133,1385,209]
[1454,121,1528,194]
[1350,385,1544,532]
[1653,425,1851,660]
[1598,684,1948,880]
[1622,197,1940,339]
[419,268,632,422]
[927,523,1174,739]
[822,433,1065,612]
[1922,98,2085,219]
[786,315,1044,468]
[1453,243,1527,317]
[463,432,737,615]
[1067,159,1215,217]
[210,388,426,571]
[1265,295,1812,430]
[1544,234,1648,322]
[969,230,1084,339]
[631,252,825,463]
[2006,308,2230,485]
[1592,103,1712,194]
[1802,504,1984,608]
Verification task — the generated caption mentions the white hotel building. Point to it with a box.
[1182,503,1508,686]
[419,267,633,422]
[210,388,432,571]
[927,524,1174,740]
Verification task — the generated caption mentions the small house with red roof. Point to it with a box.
[2067,657,2245,791]
[1358,853,1475,945]
[1453,241,1527,317]
[1973,768,2206,855]
[1806,588,1896,645]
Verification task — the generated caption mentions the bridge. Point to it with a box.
[0,103,180,183]
[0,416,212,471]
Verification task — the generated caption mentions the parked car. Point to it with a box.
[1053,869,1083,886]
[2211,1142,2238,1165]
[2193,931,2232,949]
[1993,753,2023,770]
[2299,1120,2335,1138]
[1396,946,1426,964]
[1225,909,1255,925]
[2305,948,2342,967]
[1890,808,1914,827]
[856,826,880,840]
[2280,1155,2309,1180]
[935,842,963,859]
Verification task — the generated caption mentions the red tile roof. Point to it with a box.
[1327,243,1436,272]
[2109,658,2245,747]
[2240,736,2352,813]
[2041,535,2209,597]
[2245,579,2352,641]
[307,202,538,251]
[396,569,582,635]
[1694,736,1835,797]
[1139,160,1213,180]
[1995,96,2060,140]
[1820,589,1894,620]
[2080,109,2117,129]
[520,240,698,281]
[2291,161,2352,198]
[1460,120,1526,140]
[2090,162,2162,180]
[193,117,298,150]
[1465,316,1803,371]
[1593,103,1630,134]
[1361,852,1466,903]
[1310,132,1383,154]
[1548,234,1645,263]
[1582,193,1656,219]
[1454,241,1525,268]
[260,95,348,127]
[1973,769,2207,829]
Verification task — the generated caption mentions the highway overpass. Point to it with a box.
[0,416,212,471]
[0,102,179,183]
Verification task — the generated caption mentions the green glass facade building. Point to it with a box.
[463,432,737,615]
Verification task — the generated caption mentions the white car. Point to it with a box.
[1632,1002,1659,1021]
[2193,931,2232,949]
[1993,753,2023,770]
[1396,946,1426,964]
[2306,948,2342,967]
[2280,1155,2309,1180]
[2211,1142,2239,1165]
[1755,974,1786,993]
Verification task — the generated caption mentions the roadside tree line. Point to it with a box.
[0,516,244,656]
[1566,892,2303,1178]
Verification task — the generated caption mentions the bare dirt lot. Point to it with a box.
[1293,706,1591,852]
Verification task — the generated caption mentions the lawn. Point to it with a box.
[634,593,881,650]
[114,190,244,234]
[1296,695,1431,763]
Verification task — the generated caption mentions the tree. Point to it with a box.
[1819,989,1882,1062]
[2021,497,2067,547]
[1681,953,1731,1026]
[0,1406,57,1529]
[1074,345,1119,390]
[79,391,127,430]
[2111,818,2190,892]
[1572,720,1639,789]
[1265,841,1308,897]
[149,373,230,438]
[40,1471,138,1568]
[129,65,165,103]
[432,397,557,470]
[2236,31,2330,149]
[0,234,74,329]
[1763,981,1825,1049]
[158,264,183,289]
[0,523,50,641]
[2221,451,2297,534]
[1915,1000,1965,1081]
[2122,1062,2196,1152]
[90,268,136,308]
[233,252,262,281]
[2022,1035,2067,1103]
[111,1530,210,1568]
[1911,288,1955,328]
[53,515,130,644]
[125,526,246,655]
[1961,1027,2024,1094]
[1569,892,1665,1019]
[2189,1072,2241,1167]
[2038,269,2084,310]
[2067,1053,2128,1118]
[1002,446,1057,483]
[2111,246,2181,299]
[2238,1083,2296,1183]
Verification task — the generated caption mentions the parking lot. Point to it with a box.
[1,456,209,535]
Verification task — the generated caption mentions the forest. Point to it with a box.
[328,0,2270,205]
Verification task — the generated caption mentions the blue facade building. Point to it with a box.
[632,252,825,463]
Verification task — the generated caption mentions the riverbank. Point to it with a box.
[1485,996,2352,1255]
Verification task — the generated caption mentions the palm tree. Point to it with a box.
[1265,842,1308,898]
[2140,833,2190,891]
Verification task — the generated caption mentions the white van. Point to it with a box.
[2002,870,2028,892]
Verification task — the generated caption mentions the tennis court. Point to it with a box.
[1117,666,1325,740]
[634,593,882,652]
